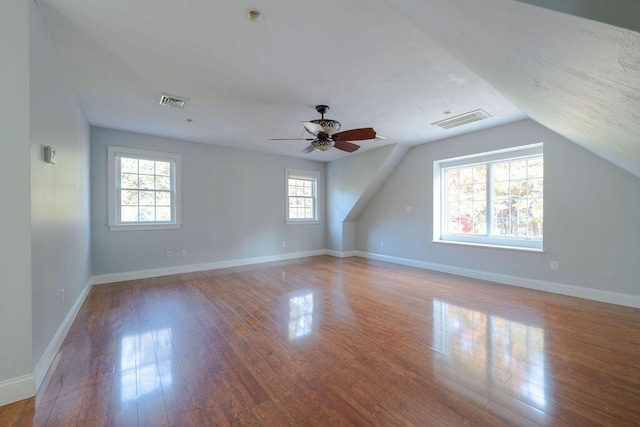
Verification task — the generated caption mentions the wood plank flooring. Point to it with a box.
[2,255,640,426]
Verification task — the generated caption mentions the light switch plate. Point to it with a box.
[44,145,56,164]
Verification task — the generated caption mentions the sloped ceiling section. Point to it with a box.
[513,0,640,33]
[387,0,640,177]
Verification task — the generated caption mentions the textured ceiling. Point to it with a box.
[36,0,639,173]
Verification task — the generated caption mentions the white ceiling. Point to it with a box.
[35,0,639,173]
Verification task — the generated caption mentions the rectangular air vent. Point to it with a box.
[432,109,492,130]
[159,94,187,108]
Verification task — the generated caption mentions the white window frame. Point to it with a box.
[108,146,182,231]
[433,143,543,252]
[285,168,319,224]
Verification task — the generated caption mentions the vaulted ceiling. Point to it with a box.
[36,0,639,174]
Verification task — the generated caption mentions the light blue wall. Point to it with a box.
[326,145,396,251]
[0,0,32,387]
[91,127,326,275]
[356,119,640,296]
[0,0,91,403]
[30,0,91,368]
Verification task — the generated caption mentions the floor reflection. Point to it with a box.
[289,292,314,340]
[119,328,173,402]
[433,300,546,407]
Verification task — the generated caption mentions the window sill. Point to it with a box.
[433,239,544,253]
[108,223,181,231]
[285,220,319,225]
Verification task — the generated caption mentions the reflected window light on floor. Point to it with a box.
[433,300,546,407]
[119,328,173,402]
[289,293,314,339]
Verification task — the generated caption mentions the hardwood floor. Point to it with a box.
[2,256,640,426]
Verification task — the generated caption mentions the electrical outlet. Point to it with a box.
[405,206,412,213]
[380,241,384,248]
[282,240,286,248]
[550,261,559,271]
[60,288,64,304]
[166,250,173,258]
[181,249,187,257]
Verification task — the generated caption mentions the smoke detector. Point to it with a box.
[159,94,187,109]
[432,109,492,129]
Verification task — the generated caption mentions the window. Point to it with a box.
[286,169,319,224]
[108,146,181,231]
[434,144,543,251]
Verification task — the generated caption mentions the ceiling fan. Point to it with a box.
[270,105,381,154]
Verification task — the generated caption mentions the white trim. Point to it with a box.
[355,251,640,309]
[107,146,182,230]
[436,143,543,168]
[434,143,544,250]
[91,250,327,284]
[108,223,181,232]
[326,250,358,258]
[0,374,35,407]
[33,280,92,391]
[433,239,544,253]
[285,168,319,224]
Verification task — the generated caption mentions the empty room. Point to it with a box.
[1,0,639,425]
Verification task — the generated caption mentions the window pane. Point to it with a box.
[139,207,155,221]
[156,207,171,221]
[156,191,171,206]
[121,173,138,189]
[139,175,155,190]
[121,190,138,206]
[139,191,155,206]
[528,158,543,178]
[156,176,170,191]
[493,162,510,182]
[509,160,527,180]
[444,164,486,236]
[494,181,509,198]
[121,206,138,222]
[121,158,138,173]
[139,160,155,174]
[155,161,170,176]
[528,178,543,198]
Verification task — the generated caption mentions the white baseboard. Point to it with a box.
[33,280,92,392]
[326,250,358,258]
[356,251,640,309]
[91,250,328,285]
[0,374,35,407]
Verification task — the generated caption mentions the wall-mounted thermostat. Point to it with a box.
[44,145,56,164]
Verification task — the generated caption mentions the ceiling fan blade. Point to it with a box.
[333,140,361,153]
[332,127,377,142]
[299,145,316,155]
[269,138,315,141]
[303,121,325,136]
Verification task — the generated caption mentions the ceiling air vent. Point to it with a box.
[159,94,187,109]
[432,109,492,130]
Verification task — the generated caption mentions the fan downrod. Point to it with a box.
[315,105,329,119]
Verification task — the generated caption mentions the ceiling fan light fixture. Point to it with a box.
[311,119,341,136]
[313,138,333,151]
